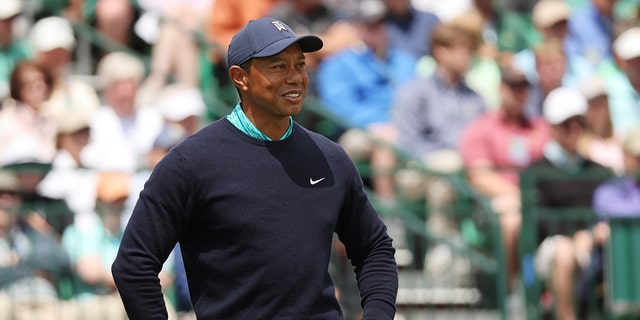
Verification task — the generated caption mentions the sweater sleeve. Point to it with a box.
[335,163,398,319]
[112,150,195,320]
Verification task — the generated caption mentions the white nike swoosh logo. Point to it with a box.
[309,177,325,185]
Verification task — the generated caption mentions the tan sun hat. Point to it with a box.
[97,51,146,87]
[532,0,571,28]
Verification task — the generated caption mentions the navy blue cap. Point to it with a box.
[227,17,324,68]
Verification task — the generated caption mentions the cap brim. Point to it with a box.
[2,162,53,175]
[253,35,324,59]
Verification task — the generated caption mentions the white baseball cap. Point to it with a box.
[543,87,587,125]
[157,84,205,122]
[613,27,640,60]
[30,17,76,52]
[0,0,21,20]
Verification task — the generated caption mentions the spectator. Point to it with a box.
[594,125,640,217]
[0,164,75,320]
[392,21,485,205]
[317,0,417,129]
[136,0,214,104]
[382,0,441,59]
[82,51,164,173]
[577,75,625,174]
[412,0,473,23]
[391,22,485,273]
[566,0,617,68]
[61,170,178,320]
[37,102,100,230]
[582,124,640,317]
[0,61,56,166]
[316,0,417,201]
[85,0,138,49]
[512,0,594,88]
[459,65,551,298]
[526,87,610,320]
[417,8,502,109]
[151,83,205,170]
[600,26,640,136]
[29,16,101,125]
[523,38,567,117]
[0,0,31,103]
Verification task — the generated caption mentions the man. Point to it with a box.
[523,38,567,117]
[81,51,164,173]
[316,0,417,201]
[511,0,593,88]
[391,22,485,230]
[459,65,550,300]
[29,16,101,121]
[601,26,640,136]
[524,87,609,320]
[112,17,398,319]
[577,75,624,174]
[593,125,640,217]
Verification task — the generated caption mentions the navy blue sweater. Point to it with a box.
[112,119,398,319]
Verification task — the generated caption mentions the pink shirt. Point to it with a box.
[459,111,551,186]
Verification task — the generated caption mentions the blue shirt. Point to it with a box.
[316,44,417,128]
[385,8,440,59]
[566,3,614,68]
[593,177,640,218]
[391,72,486,157]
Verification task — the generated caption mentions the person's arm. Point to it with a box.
[112,150,194,319]
[335,164,397,319]
[466,166,521,199]
[459,119,519,198]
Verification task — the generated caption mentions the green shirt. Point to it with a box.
[226,102,293,140]
[0,40,32,97]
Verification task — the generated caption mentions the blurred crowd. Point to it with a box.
[0,0,639,319]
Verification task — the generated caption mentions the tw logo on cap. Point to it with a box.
[271,20,289,32]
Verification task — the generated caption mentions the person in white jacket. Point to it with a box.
[82,52,164,174]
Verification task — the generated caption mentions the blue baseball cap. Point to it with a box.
[227,17,324,68]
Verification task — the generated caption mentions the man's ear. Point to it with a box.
[229,66,248,91]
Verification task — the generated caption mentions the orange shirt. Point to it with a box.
[207,0,283,50]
